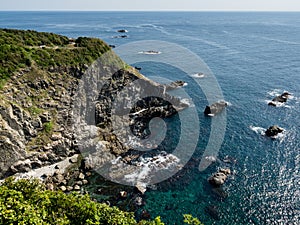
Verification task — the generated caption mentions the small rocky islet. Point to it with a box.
[268,91,291,106]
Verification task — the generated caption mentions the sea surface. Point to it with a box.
[1,11,300,224]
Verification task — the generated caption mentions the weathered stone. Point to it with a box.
[46,183,54,191]
[204,101,227,115]
[265,125,284,137]
[60,186,67,192]
[78,172,85,180]
[219,168,231,175]
[208,168,231,187]
[82,179,88,185]
[51,133,62,141]
[76,181,83,186]
[74,185,81,190]
[67,186,73,191]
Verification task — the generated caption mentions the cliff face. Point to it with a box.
[0,29,187,182]
[0,29,108,178]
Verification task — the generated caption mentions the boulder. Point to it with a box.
[208,168,231,187]
[208,172,227,186]
[165,80,186,90]
[117,29,128,33]
[204,101,227,115]
[269,92,291,106]
[265,125,284,137]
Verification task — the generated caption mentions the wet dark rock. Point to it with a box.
[208,168,231,187]
[140,210,151,220]
[212,187,229,199]
[204,101,227,115]
[265,125,284,137]
[268,92,291,106]
[165,80,186,90]
[117,29,128,33]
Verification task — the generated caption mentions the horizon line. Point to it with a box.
[1,9,300,12]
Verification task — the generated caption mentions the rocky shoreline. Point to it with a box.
[0,31,189,202]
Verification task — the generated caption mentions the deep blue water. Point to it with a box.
[1,11,300,224]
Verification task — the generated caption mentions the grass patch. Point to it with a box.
[43,121,54,134]
[27,106,43,116]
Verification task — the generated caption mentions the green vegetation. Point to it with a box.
[183,214,204,225]
[0,179,203,225]
[0,28,110,85]
[0,29,204,224]
[0,178,137,225]
[43,121,54,134]
[27,106,43,116]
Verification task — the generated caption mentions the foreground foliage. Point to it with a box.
[0,178,149,224]
[0,178,202,225]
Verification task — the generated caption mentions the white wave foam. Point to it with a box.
[191,73,205,78]
[266,100,293,108]
[261,37,300,46]
[138,51,161,55]
[180,98,191,106]
[267,89,282,96]
[124,153,181,187]
[225,101,232,106]
[271,130,287,142]
[250,125,266,135]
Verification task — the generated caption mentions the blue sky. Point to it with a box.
[1,0,300,11]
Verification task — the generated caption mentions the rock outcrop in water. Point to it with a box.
[268,92,291,106]
[265,125,284,137]
[204,101,227,116]
[165,80,186,91]
[208,168,231,187]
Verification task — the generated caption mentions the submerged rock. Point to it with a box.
[204,101,227,116]
[205,205,220,220]
[265,125,284,137]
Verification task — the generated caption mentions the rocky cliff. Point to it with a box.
[0,29,187,183]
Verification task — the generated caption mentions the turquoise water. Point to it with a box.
[1,12,300,224]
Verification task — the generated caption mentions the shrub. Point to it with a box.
[0,178,203,225]
[43,121,53,133]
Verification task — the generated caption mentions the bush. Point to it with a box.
[0,178,137,225]
[0,29,110,86]
[43,121,53,133]
[0,178,203,225]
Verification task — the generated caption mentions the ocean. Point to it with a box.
[1,11,300,224]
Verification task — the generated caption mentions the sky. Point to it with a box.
[1,0,300,11]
